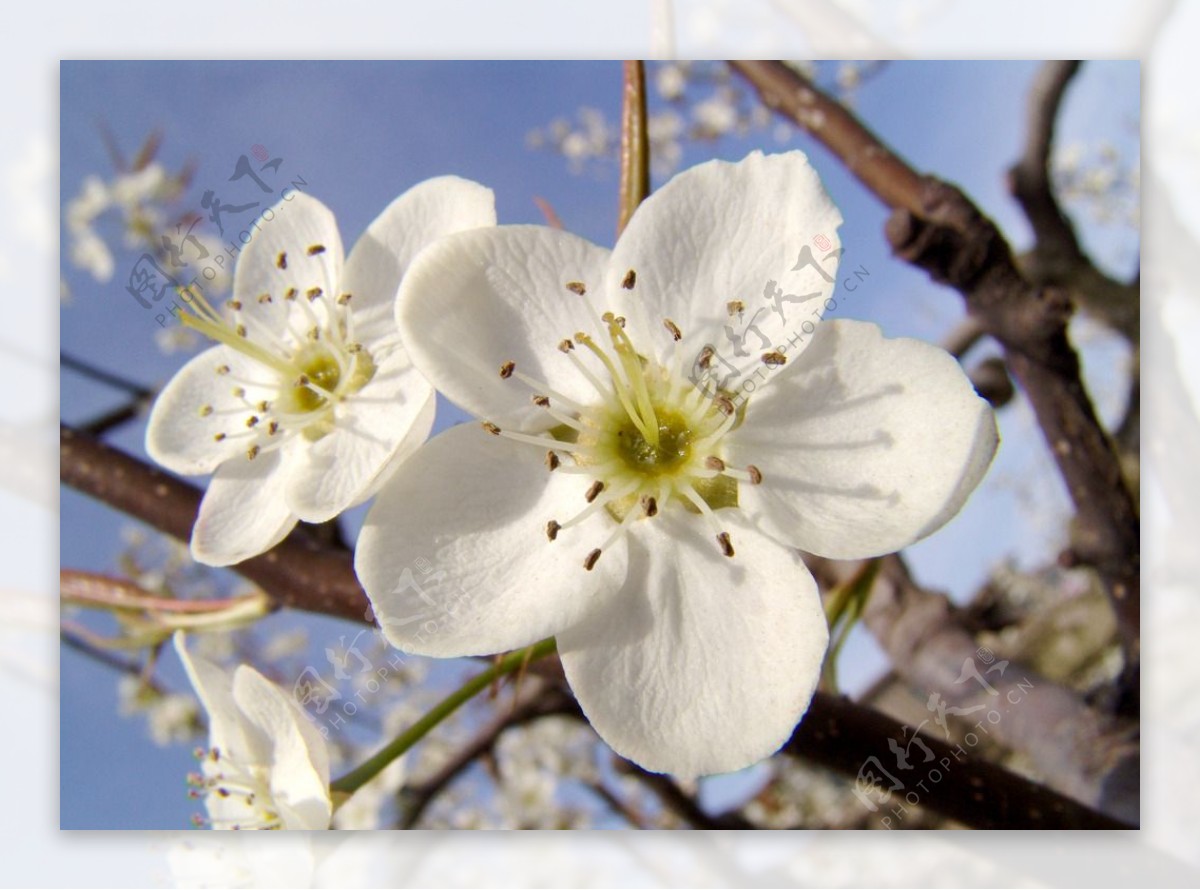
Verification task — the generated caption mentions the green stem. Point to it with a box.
[330,639,557,797]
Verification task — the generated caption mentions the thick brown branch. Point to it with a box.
[808,553,1138,818]
[730,60,1140,663]
[60,424,369,623]
[789,692,1132,830]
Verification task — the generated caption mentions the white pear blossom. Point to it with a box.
[146,177,495,566]
[356,151,997,777]
[174,632,332,830]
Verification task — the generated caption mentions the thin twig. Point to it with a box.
[617,60,651,237]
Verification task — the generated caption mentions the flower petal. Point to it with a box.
[728,319,998,559]
[231,192,345,337]
[173,632,260,766]
[339,176,496,343]
[396,226,612,429]
[607,150,843,385]
[145,345,276,476]
[356,422,628,657]
[191,448,297,566]
[285,349,436,522]
[557,511,828,778]
[233,665,332,831]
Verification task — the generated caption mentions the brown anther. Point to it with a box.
[232,387,246,398]
[214,432,226,442]
[307,326,320,340]
[613,315,626,328]
[558,339,574,353]
[337,293,352,305]
[499,360,516,379]
[276,251,287,270]
[257,400,269,412]
[585,481,605,503]
[532,395,550,408]
[284,287,298,300]
[705,456,726,471]
[306,287,323,301]
[747,465,763,484]
[246,416,259,428]
[199,405,214,417]
[621,269,636,289]
[295,374,310,387]
[642,495,658,517]
[267,421,280,435]
[727,300,745,316]
[583,548,602,571]
[257,293,272,304]
[698,346,715,369]
[601,311,615,323]
[762,351,787,367]
[307,244,326,255]
[482,421,501,436]
[216,365,231,375]
[545,451,560,471]
[715,396,735,416]
[228,299,243,311]
[716,532,735,558]
[235,324,247,337]
[565,281,586,295]
[663,318,682,341]
[247,445,261,460]
[546,520,561,541]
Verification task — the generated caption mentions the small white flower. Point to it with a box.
[356,151,997,777]
[146,177,495,566]
[174,632,332,830]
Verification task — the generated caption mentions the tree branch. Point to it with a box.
[788,692,1132,830]
[1007,60,1138,338]
[60,424,368,623]
[807,553,1138,817]
[729,59,1140,665]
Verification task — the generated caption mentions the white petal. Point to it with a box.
[728,319,998,559]
[232,193,345,336]
[355,423,628,657]
[191,448,297,566]
[172,632,259,766]
[607,150,843,386]
[285,349,435,522]
[233,666,332,831]
[145,345,275,475]
[339,176,496,342]
[558,511,828,778]
[396,226,611,428]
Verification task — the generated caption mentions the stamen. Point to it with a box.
[546,520,561,541]
[621,269,636,289]
[727,300,745,316]
[583,548,601,570]
[642,495,658,517]
[762,351,786,367]
[716,531,735,558]
[663,318,682,341]
[545,451,560,471]
[705,456,726,471]
[565,281,586,296]
[276,251,287,270]
[307,244,326,255]
[585,481,605,503]
[499,360,515,379]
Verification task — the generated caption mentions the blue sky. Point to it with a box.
[59,60,1139,829]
